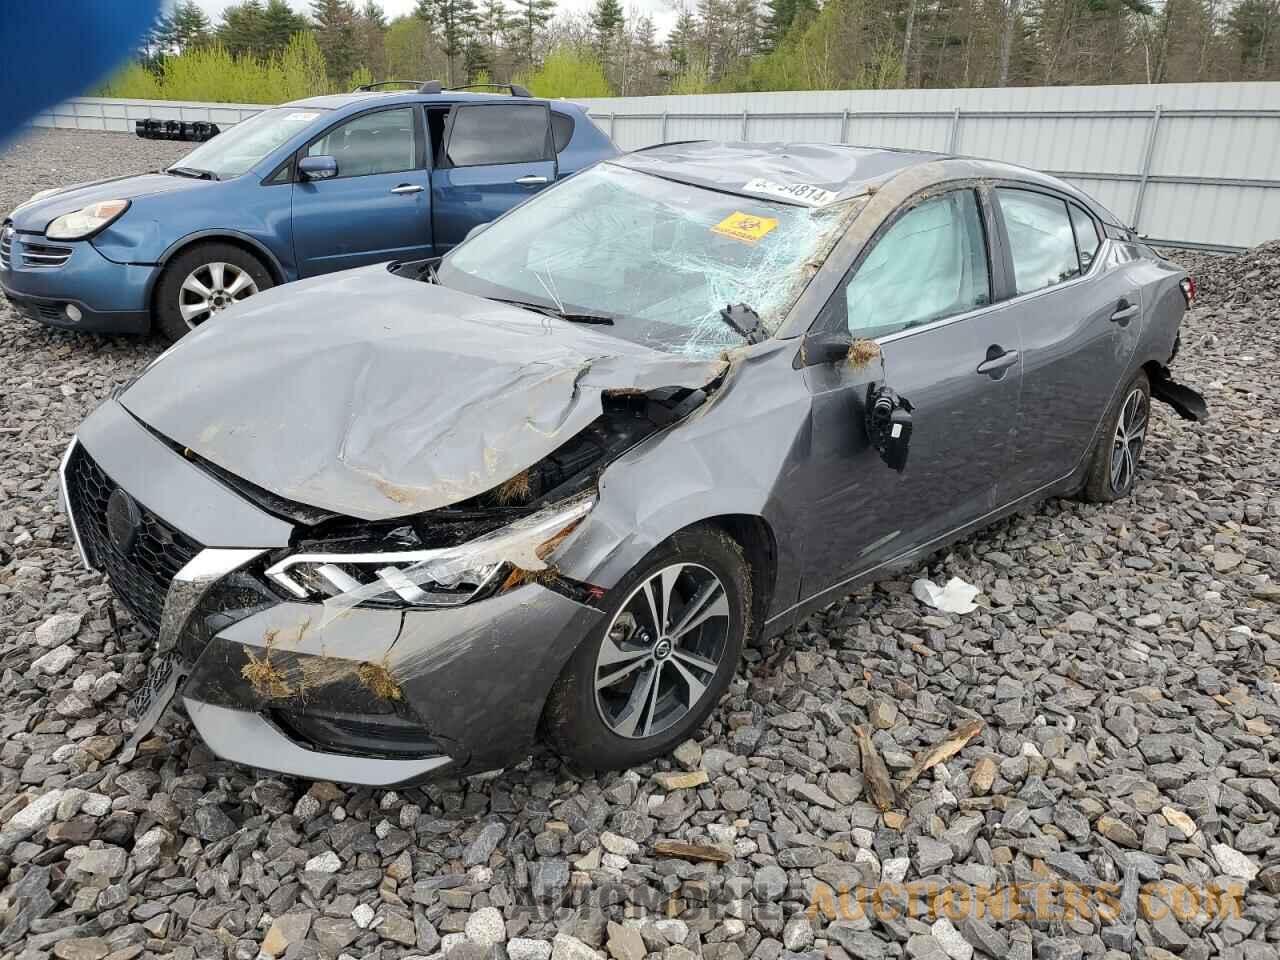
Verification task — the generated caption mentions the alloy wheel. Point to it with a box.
[594,562,732,740]
[178,261,259,329]
[1110,387,1148,493]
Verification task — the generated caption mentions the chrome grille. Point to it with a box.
[0,223,11,269]
[22,241,72,268]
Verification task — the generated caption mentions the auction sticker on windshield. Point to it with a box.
[712,211,780,244]
[742,178,838,206]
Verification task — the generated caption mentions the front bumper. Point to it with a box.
[63,403,604,785]
[1,229,153,334]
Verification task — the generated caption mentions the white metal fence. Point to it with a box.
[30,82,1280,252]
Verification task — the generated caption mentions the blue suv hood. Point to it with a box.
[8,172,214,232]
[118,264,727,520]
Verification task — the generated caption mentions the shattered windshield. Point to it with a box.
[437,163,864,357]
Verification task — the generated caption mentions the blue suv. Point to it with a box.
[1,85,617,341]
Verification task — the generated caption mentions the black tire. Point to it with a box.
[1081,369,1151,503]
[153,242,273,343]
[544,526,751,771]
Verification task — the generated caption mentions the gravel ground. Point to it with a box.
[1,128,1278,960]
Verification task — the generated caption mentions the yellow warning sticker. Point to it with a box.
[711,211,779,244]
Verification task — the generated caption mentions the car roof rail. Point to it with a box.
[418,80,444,94]
[449,82,532,98]
[353,79,427,92]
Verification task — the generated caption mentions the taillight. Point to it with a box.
[1180,276,1196,307]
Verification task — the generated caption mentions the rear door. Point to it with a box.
[799,186,1023,597]
[291,106,432,277]
[991,187,1143,495]
[430,102,557,251]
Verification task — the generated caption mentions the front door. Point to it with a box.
[799,187,1022,600]
[991,187,1144,494]
[291,106,432,277]
[430,102,557,251]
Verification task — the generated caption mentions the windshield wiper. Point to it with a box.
[492,297,615,326]
[167,166,218,180]
[718,303,766,344]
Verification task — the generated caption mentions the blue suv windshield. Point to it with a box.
[169,107,329,180]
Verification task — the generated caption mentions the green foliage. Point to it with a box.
[96,34,330,104]
[311,0,359,84]
[348,65,376,89]
[516,48,613,97]
[385,15,431,77]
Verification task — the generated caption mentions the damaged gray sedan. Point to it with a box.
[61,142,1207,785]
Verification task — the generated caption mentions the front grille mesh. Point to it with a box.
[64,445,202,634]
[22,242,72,268]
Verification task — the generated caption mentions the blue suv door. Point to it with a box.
[291,106,433,277]
[430,102,557,251]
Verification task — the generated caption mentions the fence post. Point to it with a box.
[609,112,616,140]
[661,111,668,143]
[1131,103,1163,232]
[948,106,962,153]
[840,108,849,144]
[741,109,749,141]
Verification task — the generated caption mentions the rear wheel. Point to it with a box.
[1082,370,1151,502]
[154,242,273,342]
[544,527,750,771]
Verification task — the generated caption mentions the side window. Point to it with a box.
[306,108,416,178]
[551,112,574,152]
[996,188,1081,294]
[844,189,990,338]
[446,104,551,167]
[1069,202,1101,272]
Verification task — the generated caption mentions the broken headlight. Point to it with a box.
[265,496,594,610]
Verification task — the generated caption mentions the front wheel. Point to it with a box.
[544,527,751,771]
[153,242,273,343]
[1082,370,1151,502]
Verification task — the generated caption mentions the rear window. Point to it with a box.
[446,104,551,167]
[552,113,574,152]
[996,188,1081,295]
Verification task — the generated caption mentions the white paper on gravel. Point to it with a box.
[912,576,982,614]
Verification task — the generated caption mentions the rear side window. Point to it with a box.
[551,113,574,152]
[446,104,551,167]
[306,108,416,178]
[1069,202,1101,272]
[842,189,990,337]
[996,188,1081,294]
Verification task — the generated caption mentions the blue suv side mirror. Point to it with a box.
[298,155,338,181]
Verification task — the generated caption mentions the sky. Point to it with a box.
[191,0,680,39]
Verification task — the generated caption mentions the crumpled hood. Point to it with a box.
[8,173,212,231]
[119,265,728,521]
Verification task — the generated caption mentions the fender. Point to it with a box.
[144,228,293,309]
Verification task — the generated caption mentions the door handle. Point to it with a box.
[514,175,549,186]
[976,347,1019,378]
[1111,298,1139,324]
[390,184,424,194]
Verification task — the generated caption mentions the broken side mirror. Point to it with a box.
[797,331,854,367]
[865,383,914,472]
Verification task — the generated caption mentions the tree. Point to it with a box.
[262,0,310,55]
[516,47,612,95]
[170,1,212,52]
[590,0,625,62]
[421,0,480,83]
[510,0,556,68]
[311,0,359,85]
[356,1,389,77]
[219,2,267,58]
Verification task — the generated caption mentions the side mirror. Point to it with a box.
[865,384,914,472]
[298,155,338,181]
[797,331,854,367]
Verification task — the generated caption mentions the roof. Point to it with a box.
[612,142,937,206]
[283,90,585,112]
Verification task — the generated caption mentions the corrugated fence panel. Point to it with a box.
[24,83,1280,250]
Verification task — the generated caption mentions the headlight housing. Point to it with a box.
[265,496,594,615]
[45,199,130,241]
